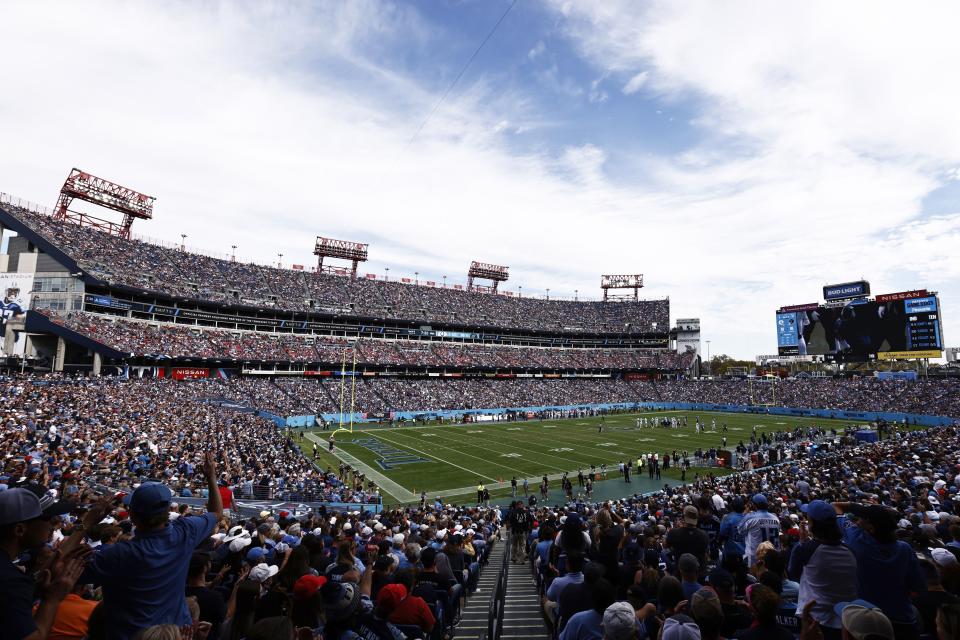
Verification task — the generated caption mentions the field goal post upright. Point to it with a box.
[467,261,509,293]
[314,236,369,279]
[333,344,359,438]
[54,168,155,239]
[601,274,643,301]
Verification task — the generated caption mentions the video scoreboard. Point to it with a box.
[776,288,943,360]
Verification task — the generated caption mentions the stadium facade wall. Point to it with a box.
[170,495,383,515]
[266,402,955,428]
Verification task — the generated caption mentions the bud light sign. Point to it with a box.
[823,280,870,301]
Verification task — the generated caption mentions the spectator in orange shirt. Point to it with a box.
[33,583,98,640]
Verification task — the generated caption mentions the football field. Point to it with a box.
[296,410,865,506]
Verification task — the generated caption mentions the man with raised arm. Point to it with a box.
[86,451,224,640]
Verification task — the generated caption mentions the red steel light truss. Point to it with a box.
[467,260,509,293]
[314,236,369,279]
[54,168,155,239]
[601,274,644,301]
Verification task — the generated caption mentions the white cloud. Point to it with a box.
[622,71,648,95]
[588,76,609,103]
[540,0,960,357]
[528,40,546,59]
[1,1,959,359]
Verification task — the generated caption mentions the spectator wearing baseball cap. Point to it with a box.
[833,502,925,635]
[833,600,895,640]
[788,500,858,636]
[83,452,224,640]
[291,574,327,629]
[0,488,87,640]
[602,600,640,640]
[690,587,725,640]
[661,614,702,640]
[387,571,435,634]
[679,553,704,600]
[666,505,710,569]
[738,495,781,567]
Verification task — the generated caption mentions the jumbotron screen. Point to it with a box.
[777,295,942,358]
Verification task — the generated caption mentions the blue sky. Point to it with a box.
[1,0,958,359]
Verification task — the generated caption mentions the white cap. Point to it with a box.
[249,563,279,583]
[393,533,405,546]
[931,547,957,567]
[229,535,252,553]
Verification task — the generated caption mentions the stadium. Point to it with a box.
[3,4,960,640]
[2,172,959,640]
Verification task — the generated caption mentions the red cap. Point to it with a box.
[376,583,407,612]
[293,575,327,600]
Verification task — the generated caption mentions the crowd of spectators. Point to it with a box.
[200,375,960,420]
[653,378,960,420]
[507,422,960,640]
[39,310,686,371]
[1,450,501,640]
[9,206,668,334]
[4,368,960,639]
[0,375,377,505]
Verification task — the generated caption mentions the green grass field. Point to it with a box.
[295,410,866,506]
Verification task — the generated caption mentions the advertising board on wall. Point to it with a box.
[0,272,34,355]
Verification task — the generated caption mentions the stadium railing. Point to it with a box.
[483,531,510,640]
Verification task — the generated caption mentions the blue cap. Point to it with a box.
[0,488,43,525]
[124,482,172,516]
[247,547,267,562]
[752,493,768,507]
[282,535,299,546]
[833,599,879,617]
[800,500,836,522]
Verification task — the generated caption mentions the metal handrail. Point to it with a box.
[486,532,511,640]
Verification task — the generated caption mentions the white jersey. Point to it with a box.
[738,510,781,564]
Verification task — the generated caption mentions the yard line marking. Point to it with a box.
[369,429,519,480]
[304,433,415,502]
[395,422,598,470]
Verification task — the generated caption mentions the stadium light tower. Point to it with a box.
[180,234,187,251]
[443,275,447,288]
[546,288,550,300]
[231,245,237,262]
[575,289,578,301]
[313,235,369,280]
[467,261,509,293]
[54,168,155,239]
[385,267,389,282]
[601,274,644,302]
[278,253,283,268]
